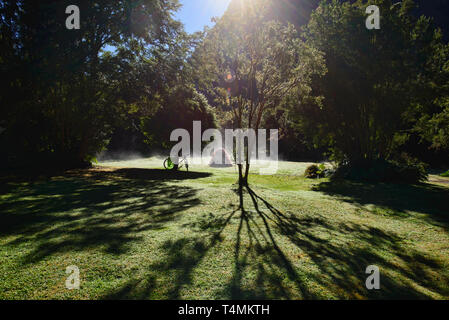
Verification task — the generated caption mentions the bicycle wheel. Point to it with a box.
[164,158,175,170]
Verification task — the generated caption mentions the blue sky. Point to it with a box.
[174,0,232,33]
[103,0,231,52]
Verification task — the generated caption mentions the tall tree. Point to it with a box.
[293,0,447,167]
[0,0,182,168]
[193,0,325,192]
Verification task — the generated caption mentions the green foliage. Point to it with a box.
[194,3,325,130]
[2,0,447,175]
[441,170,449,177]
[293,0,448,167]
[415,98,449,151]
[305,164,320,179]
[305,164,326,179]
[333,154,428,183]
[192,0,325,185]
[0,0,183,168]
[305,163,332,179]
[142,85,217,150]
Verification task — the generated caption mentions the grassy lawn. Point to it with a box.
[0,158,448,299]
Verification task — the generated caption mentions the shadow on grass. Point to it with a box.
[105,184,449,300]
[312,180,449,228]
[0,168,210,263]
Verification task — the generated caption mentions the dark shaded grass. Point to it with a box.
[313,180,449,228]
[1,167,448,299]
[0,169,210,263]
[105,184,449,299]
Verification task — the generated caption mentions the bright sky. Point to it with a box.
[175,0,232,33]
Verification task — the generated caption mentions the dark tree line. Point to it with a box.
[255,0,449,168]
[0,0,213,168]
[1,0,448,182]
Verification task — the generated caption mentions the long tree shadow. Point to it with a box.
[103,183,449,299]
[243,186,449,299]
[104,205,240,299]
[226,186,315,299]
[0,168,210,263]
[312,180,449,228]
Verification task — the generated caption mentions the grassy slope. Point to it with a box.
[0,158,448,300]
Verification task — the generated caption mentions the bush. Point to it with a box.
[333,157,428,183]
[441,170,449,177]
[305,164,320,178]
[305,164,332,179]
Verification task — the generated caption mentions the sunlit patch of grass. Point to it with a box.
[0,159,448,299]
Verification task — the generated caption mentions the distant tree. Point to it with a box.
[415,98,449,151]
[142,84,217,151]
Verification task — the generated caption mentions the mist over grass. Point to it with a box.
[97,150,147,162]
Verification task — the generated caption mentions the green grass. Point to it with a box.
[0,158,448,299]
[441,170,449,178]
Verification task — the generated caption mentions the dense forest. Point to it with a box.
[1,0,448,181]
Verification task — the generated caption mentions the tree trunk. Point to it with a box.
[243,161,250,186]
[238,164,244,208]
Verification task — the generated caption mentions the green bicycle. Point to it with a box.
[163,156,189,171]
